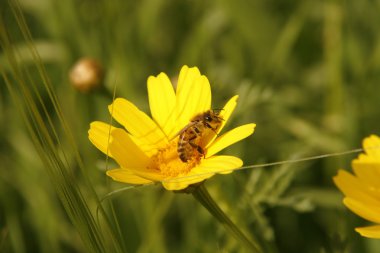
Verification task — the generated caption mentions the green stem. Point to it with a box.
[191,184,262,253]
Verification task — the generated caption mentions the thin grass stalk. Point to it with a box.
[1,56,108,253]
[6,3,127,250]
[1,3,125,252]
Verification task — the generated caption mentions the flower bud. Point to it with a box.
[69,58,104,93]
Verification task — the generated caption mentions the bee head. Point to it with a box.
[204,110,224,123]
[204,113,213,122]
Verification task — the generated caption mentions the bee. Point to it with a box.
[177,110,223,163]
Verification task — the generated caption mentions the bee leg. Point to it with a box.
[179,153,188,163]
[204,122,219,134]
[197,146,206,159]
[205,122,213,129]
[190,142,204,157]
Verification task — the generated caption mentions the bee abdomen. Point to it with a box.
[177,143,192,162]
[179,153,188,162]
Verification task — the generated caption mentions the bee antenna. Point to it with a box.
[212,109,224,114]
[211,109,225,121]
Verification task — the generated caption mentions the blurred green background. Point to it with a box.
[1,0,380,252]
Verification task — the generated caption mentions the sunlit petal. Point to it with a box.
[352,161,380,188]
[168,66,212,138]
[107,168,153,184]
[147,72,176,135]
[193,155,243,174]
[109,98,168,148]
[344,197,380,224]
[88,121,116,158]
[355,225,380,239]
[333,170,380,206]
[363,135,380,159]
[206,124,256,157]
[218,95,238,134]
[108,128,150,168]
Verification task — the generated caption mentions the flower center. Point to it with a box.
[147,138,201,178]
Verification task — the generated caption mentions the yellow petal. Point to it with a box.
[218,95,238,133]
[193,155,243,174]
[162,155,242,191]
[88,121,115,158]
[147,73,176,133]
[333,170,380,206]
[167,66,212,138]
[352,161,380,188]
[107,168,153,184]
[343,197,380,224]
[206,123,256,157]
[176,65,201,100]
[355,225,380,239]
[161,175,207,191]
[333,170,363,197]
[363,135,380,159]
[109,98,168,148]
[108,165,165,183]
[355,153,377,163]
[108,128,150,168]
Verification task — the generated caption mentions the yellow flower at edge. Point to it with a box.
[88,65,256,191]
[333,135,380,238]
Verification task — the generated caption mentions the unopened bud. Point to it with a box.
[69,58,104,93]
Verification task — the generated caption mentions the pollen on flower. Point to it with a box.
[147,139,201,178]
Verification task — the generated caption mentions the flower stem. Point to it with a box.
[191,184,263,253]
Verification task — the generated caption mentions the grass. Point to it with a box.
[1,0,380,252]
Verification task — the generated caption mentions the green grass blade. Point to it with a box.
[0,1,125,252]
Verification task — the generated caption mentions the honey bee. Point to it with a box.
[177,110,223,163]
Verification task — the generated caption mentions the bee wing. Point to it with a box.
[169,121,197,141]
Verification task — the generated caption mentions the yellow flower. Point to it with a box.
[88,65,256,190]
[333,135,380,238]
